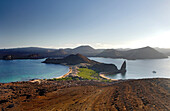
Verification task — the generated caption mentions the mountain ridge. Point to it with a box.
[0,45,168,60]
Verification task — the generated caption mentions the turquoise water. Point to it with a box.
[1,58,170,83]
[0,59,69,83]
[89,57,170,80]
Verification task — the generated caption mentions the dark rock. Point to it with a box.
[37,89,46,96]
[6,104,14,108]
[26,95,32,99]
[119,61,126,74]
[0,100,8,104]
[89,63,118,74]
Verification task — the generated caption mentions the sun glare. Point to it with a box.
[124,30,170,48]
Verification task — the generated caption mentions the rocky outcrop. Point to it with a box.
[119,61,126,74]
[89,63,119,74]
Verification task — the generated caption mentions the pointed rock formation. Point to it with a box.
[119,61,126,74]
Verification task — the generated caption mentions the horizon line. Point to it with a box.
[0,45,170,50]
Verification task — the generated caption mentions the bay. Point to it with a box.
[0,59,69,83]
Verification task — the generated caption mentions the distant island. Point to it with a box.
[98,46,168,60]
[0,45,168,60]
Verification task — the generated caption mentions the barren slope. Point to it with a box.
[0,78,169,111]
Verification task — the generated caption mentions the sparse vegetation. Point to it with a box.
[77,68,100,80]
[48,68,112,82]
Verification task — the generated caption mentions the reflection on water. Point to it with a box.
[89,57,170,80]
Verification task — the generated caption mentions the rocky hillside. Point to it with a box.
[97,49,123,58]
[0,78,169,111]
[43,53,97,65]
[68,45,100,56]
[97,46,168,60]
[124,46,168,60]
[0,47,68,59]
[0,46,103,59]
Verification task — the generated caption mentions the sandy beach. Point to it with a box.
[30,68,119,83]
[55,67,72,79]
[100,74,118,81]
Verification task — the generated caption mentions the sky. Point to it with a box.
[0,0,170,49]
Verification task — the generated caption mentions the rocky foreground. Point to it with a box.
[0,78,170,111]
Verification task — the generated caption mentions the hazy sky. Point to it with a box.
[0,0,170,49]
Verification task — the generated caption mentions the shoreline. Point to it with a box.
[30,67,72,83]
[99,74,118,81]
[55,67,72,79]
[30,68,119,83]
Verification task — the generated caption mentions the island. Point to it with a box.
[43,53,126,80]
[97,46,168,60]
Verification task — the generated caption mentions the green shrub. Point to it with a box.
[77,68,99,80]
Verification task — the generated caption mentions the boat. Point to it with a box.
[152,71,156,73]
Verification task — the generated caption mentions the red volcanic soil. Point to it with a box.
[0,78,170,111]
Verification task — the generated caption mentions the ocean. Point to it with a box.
[1,57,170,83]
[89,57,170,80]
[0,59,69,83]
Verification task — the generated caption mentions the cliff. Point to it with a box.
[90,63,119,74]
